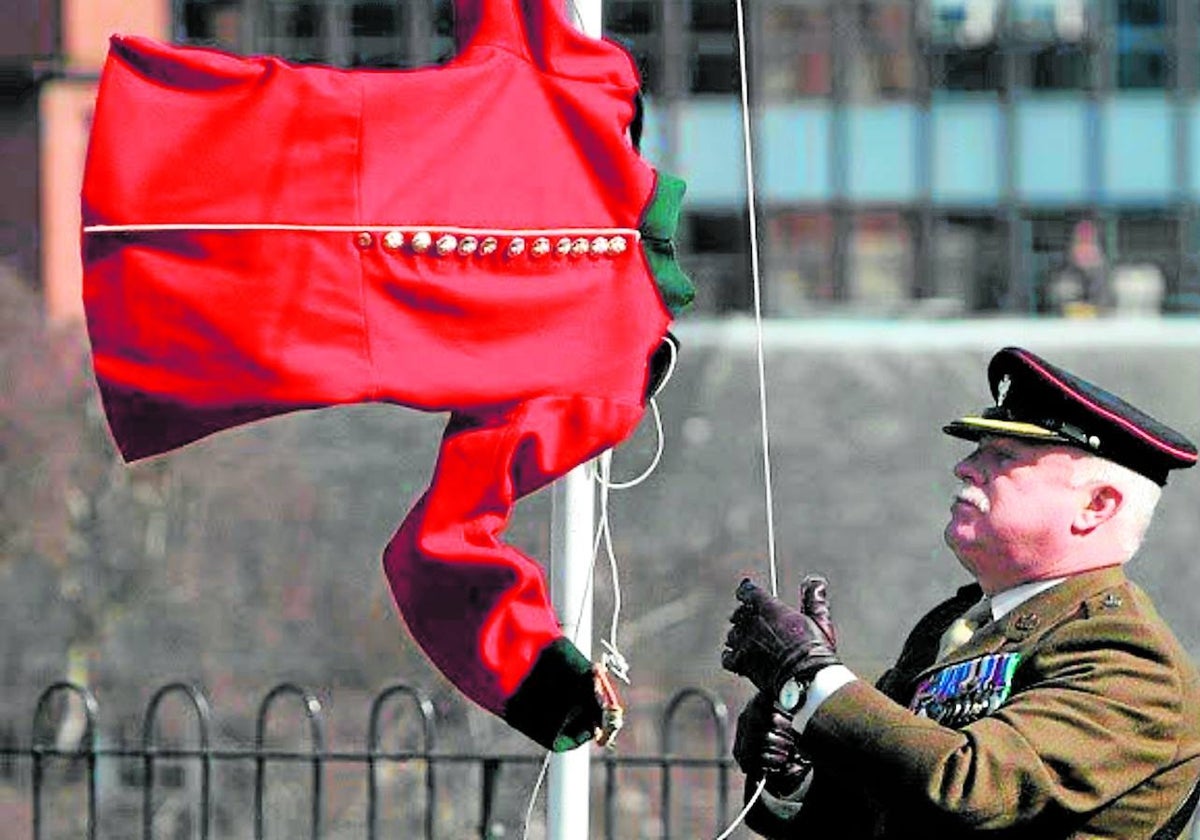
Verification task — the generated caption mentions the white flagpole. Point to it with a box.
[548,464,595,840]
[548,4,603,837]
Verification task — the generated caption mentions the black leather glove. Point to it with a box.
[721,577,841,695]
[800,574,837,649]
[733,691,812,797]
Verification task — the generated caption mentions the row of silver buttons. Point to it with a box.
[354,230,631,259]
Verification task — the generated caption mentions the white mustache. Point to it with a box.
[955,485,990,514]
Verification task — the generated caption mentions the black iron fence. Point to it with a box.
[0,681,741,839]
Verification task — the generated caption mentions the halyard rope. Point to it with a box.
[713,0,779,835]
[523,0,779,835]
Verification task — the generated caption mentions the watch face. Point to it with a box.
[778,678,802,711]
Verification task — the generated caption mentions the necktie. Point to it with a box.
[937,597,992,660]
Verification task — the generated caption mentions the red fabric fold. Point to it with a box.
[384,395,644,712]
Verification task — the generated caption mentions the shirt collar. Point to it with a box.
[988,577,1067,621]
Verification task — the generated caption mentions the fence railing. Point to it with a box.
[0,681,740,840]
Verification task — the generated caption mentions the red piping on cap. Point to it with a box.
[1015,349,1198,463]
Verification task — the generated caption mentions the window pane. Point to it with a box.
[350,2,402,68]
[260,1,326,62]
[690,0,735,31]
[1114,212,1176,312]
[865,1,916,95]
[606,0,660,94]
[1011,0,1066,40]
[1028,45,1091,89]
[847,212,913,306]
[1030,213,1118,315]
[760,1,832,99]
[926,0,1003,91]
[932,215,1008,311]
[929,48,1004,90]
[844,0,916,100]
[179,1,243,49]
[765,210,834,312]
[684,212,750,313]
[691,43,739,93]
[1117,0,1171,88]
[689,30,737,94]
[1012,0,1094,89]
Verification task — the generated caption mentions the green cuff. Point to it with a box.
[503,637,600,752]
[640,171,695,315]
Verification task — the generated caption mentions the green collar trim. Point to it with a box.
[640,171,694,315]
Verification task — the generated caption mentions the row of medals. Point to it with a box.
[910,652,1021,728]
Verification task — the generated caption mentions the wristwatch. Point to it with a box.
[776,676,807,713]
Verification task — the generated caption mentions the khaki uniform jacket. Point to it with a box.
[745,567,1200,839]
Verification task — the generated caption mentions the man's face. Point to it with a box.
[944,436,1089,593]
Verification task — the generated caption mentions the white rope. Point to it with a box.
[596,398,664,492]
[716,777,770,840]
[592,451,629,681]
[520,397,667,840]
[732,4,778,597]
[711,0,779,836]
[522,753,553,840]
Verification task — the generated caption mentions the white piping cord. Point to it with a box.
[83,222,643,238]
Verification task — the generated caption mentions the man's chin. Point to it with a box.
[944,525,978,570]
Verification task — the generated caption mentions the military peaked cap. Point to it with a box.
[944,347,1197,485]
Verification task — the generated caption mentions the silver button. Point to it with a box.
[354,231,374,249]
[458,236,479,256]
[531,237,551,257]
[411,231,432,254]
[382,230,404,251]
[436,234,458,256]
[507,237,526,257]
[608,236,628,255]
[480,236,499,256]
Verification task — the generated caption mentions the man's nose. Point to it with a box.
[954,454,982,483]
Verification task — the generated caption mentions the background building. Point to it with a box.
[7,0,1200,320]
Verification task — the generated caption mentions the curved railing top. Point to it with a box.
[367,682,436,754]
[254,682,326,753]
[661,686,730,758]
[142,681,213,750]
[31,681,99,751]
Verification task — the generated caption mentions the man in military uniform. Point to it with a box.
[722,346,1200,838]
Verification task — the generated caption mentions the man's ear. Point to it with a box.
[1074,484,1122,533]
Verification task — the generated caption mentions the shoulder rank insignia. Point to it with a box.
[909,652,1021,728]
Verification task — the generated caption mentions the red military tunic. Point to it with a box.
[81,0,691,750]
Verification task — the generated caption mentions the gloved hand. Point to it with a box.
[721,577,841,695]
[800,574,838,649]
[733,691,812,797]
